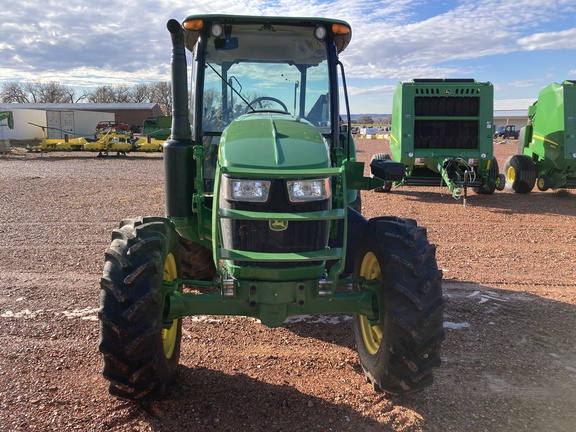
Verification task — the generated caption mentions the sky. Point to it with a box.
[1,0,575,114]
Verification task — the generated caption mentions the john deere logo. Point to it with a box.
[269,220,288,231]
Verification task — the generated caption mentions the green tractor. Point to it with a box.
[503,80,576,193]
[141,115,172,140]
[374,79,503,200]
[98,15,444,401]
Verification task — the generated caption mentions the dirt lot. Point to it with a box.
[1,139,575,431]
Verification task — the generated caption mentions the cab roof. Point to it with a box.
[181,14,352,54]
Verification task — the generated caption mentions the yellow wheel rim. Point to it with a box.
[358,252,384,355]
[506,165,516,184]
[162,252,178,359]
[537,177,546,189]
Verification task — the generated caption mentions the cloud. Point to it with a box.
[339,1,520,81]
[518,27,576,50]
[347,83,397,96]
[1,0,576,113]
[507,80,538,88]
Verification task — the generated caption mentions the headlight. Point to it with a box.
[286,178,331,202]
[222,176,271,202]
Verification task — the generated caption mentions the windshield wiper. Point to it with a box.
[206,62,254,111]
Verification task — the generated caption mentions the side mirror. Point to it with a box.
[370,158,405,181]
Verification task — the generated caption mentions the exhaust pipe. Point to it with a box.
[166,18,191,141]
[164,19,194,219]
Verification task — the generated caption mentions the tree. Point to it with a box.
[32,81,71,103]
[88,85,128,103]
[357,115,374,125]
[1,81,29,103]
[131,84,152,103]
[1,80,173,114]
[1,80,87,103]
[88,83,172,113]
[151,81,171,115]
[88,85,137,103]
[63,88,89,103]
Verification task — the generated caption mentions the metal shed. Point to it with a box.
[0,103,164,137]
[493,99,533,129]
[0,106,114,140]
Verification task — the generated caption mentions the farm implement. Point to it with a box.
[82,121,134,156]
[503,80,576,193]
[374,79,504,203]
[27,121,164,155]
[26,122,89,152]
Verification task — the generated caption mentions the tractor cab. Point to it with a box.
[182,15,352,193]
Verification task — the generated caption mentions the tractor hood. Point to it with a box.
[219,113,330,174]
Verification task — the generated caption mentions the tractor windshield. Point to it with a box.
[193,22,331,135]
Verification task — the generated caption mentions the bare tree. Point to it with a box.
[88,85,116,103]
[1,81,29,103]
[35,81,71,103]
[89,84,138,103]
[2,80,82,103]
[22,82,40,102]
[1,79,173,113]
[151,81,172,114]
[114,85,132,103]
[64,88,89,103]
[131,84,152,103]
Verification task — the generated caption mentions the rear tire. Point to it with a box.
[99,217,182,401]
[353,217,444,395]
[503,155,536,193]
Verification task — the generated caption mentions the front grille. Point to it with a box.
[221,179,330,268]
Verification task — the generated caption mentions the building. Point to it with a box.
[493,99,534,129]
[0,103,164,140]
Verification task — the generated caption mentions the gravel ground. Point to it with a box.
[1,139,575,431]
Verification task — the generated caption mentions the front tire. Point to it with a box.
[537,175,552,192]
[99,217,182,401]
[353,217,444,395]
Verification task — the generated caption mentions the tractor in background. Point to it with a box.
[503,80,576,193]
[98,14,444,401]
[142,115,172,140]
